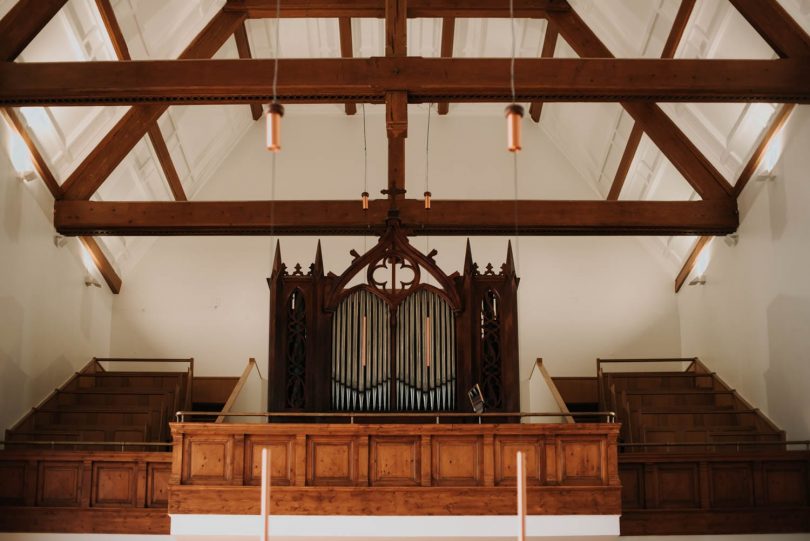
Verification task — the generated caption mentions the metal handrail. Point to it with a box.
[175,410,616,424]
[620,440,810,451]
[0,440,172,451]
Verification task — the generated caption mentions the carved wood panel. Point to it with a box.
[370,436,420,486]
[0,461,26,505]
[92,462,137,507]
[655,463,701,509]
[494,437,542,486]
[245,436,295,486]
[762,462,808,506]
[619,463,645,509]
[37,462,82,507]
[147,463,170,508]
[559,439,605,485]
[431,436,483,486]
[709,463,754,508]
[183,437,234,485]
[306,437,358,486]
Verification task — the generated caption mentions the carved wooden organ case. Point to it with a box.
[267,219,520,415]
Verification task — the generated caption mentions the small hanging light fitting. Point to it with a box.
[266,103,284,152]
[424,191,431,210]
[361,191,369,210]
[505,104,524,152]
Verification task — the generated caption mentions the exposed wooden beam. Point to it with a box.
[338,17,357,115]
[58,10,246,201]
[2,58,807,108]
[606,124,642,201]
[729,0,810,58]
[224,0,565,19]
[233,22,265,120]
[606,0,695,200]
[548,7,733,200]
[733,104,795,198]
[95,0,187,202]
[0,0,67,60]
[386,0,407,57]
[386,91,408,199]
[674,235,711,293]
[1,108,61,199]
[54,199,738,237]
[437,17,455,115]
[529,22,558,123]
[78,236,122,294]
[148,126,187,201]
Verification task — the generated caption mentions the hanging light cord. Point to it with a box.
[425,103,433,283]
[269,0,280,258]
[509,0,517,103]
[362,103,368,253]
[510,0,520,271]
[272,0,280,105]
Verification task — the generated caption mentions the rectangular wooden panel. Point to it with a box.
[655,463,700,509]
[709,463,753,508]
[37,462,82,506]
[307,437,358,486]
[559,439,604,485]
[431,436,483,486]
[619,463,645,509]
[183,437,234,484]
[762,462,808,506]
[494,437,542,486]
[370,437,420,486]
[0,461,26,505]
[92,462,137,507]
[244,436,295,486]
[147,463,170,508]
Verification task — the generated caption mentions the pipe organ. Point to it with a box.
[267,218,520,415]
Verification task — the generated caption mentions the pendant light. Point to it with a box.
[505,0,522,153]
[505,104,524,152]
[360,104,369,209]
[265,0,283,153]
[266,103,284,152]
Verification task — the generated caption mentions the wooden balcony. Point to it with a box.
[168,422,621,516]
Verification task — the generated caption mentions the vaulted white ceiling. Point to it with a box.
[4,0,808,279]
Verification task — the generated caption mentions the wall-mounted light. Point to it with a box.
[266,103,284,152]
[688,275,706,286]
[84,276,101,288]
[53,235,68,248]
[423,191,431,210]
[361,191,369,210]
[723,233,739,248]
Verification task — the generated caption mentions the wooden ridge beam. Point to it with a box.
[548,6,733,200]
[58,10,246,201]
[223,0,565,19]
[437,17,455,115]
[0,0,67,60]
[606,0,695,200]
[95,0,187,202]
[54,199,738,237]
[529,22,558,123]
[338,17,357,115]
[2,58,807,108]
[234,22,265,120]
[729,0,810,58]
[78,236,123,294]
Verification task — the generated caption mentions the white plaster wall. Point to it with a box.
[0,123,113,432]
[110,108,682,393]
[678,105,810,440]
